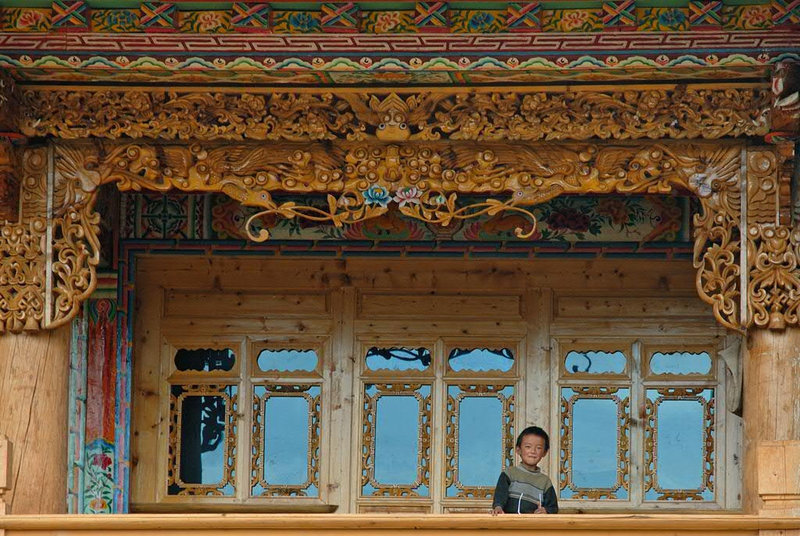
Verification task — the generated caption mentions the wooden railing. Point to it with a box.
[1,514,799,536]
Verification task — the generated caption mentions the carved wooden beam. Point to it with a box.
[18,86,770,143]
[0,138,742,332]
[1,83,798,334]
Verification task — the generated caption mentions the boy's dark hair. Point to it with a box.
[516,426,550,451]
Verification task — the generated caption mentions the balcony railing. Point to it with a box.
[1,514,799,536]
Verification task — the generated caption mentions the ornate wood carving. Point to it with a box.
[745,145,800,330]
[31,138,741,330]
[1,83,799,333]
[0,145,100,332]
[19,88,770,143]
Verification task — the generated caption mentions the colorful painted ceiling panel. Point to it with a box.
[0,1,797,84]
[105,191,696,262]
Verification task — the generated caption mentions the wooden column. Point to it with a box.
[743,327,800,515]
[0,326,70,514]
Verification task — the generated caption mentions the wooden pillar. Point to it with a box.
[0,326,70,514]
[743,327,800,515]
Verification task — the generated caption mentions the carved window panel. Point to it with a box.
[559,387,631,500]
[251,384,321,497]
[252,338,327,379]
[361,383,432,497]
[444,384,515,499]
[447,348,515,374]
[644,388,715,501]
[174,348,236,373]
[168,384,238,496]
[646,349,714,377]
[365,346,432,373]
[559,342,629,379]
[256,349,319,374]
[169,343,241,380]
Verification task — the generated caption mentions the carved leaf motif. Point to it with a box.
[20,89,771,142]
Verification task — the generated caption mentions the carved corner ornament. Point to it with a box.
[0,144,100,332]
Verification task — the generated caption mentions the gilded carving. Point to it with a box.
[689,146,743,332]
[2,136,798,333]
[50,204,101,329]
[0,145,101,333]
[745,146,800,329]
[444,384,514,499]
[0,218,46,332]
[167,384,238,496]
[361,383,431,497]
[746,224,800,329]
[251,384,321,497]
[39,139,746,329]
[560,386,631,500]
[20,88,770,143]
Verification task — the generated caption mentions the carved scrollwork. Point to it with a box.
[0,218,47,332]
[744,146,800,330]
[688,146,743,332]
[747,224,800,329]
[2,133,798,333]
[40,139,749,330]
[19,88,770,143]
[0,145,102,333]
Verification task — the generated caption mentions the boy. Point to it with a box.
[491,426,558,514]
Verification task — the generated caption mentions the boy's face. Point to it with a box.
[516,433,547,468]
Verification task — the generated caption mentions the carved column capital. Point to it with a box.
[0,144,101,333]
[745,145,800,330]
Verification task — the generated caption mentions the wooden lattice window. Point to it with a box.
[357,343,519,512]
[157,339,327,507]
[556,340,723,508]
[132,257,738,513]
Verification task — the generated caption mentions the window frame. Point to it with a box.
[551,336,731,511]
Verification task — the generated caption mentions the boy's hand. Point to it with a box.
[533,505,547,514]
[491,506,505,516]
